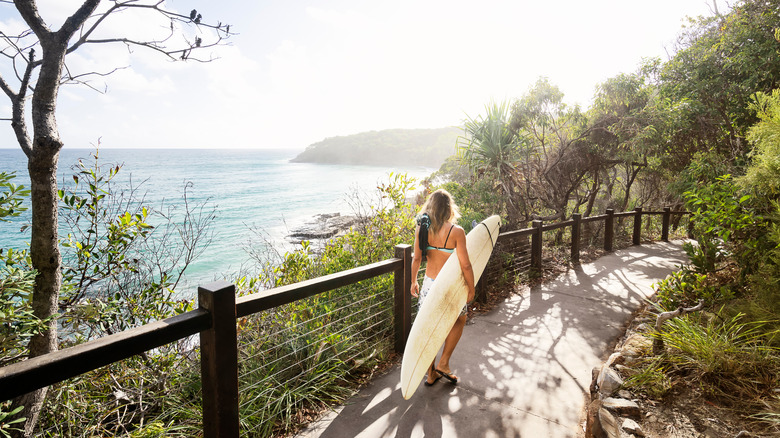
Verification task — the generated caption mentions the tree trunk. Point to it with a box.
[10,3,78,431]
[619,163,643,213]
[13,45,67,438]
[15,144,62,436]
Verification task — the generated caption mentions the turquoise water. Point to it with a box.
[0,148,433,295]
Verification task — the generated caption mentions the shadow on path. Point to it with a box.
[297,241,690,438]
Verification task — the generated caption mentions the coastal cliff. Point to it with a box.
[290,127,460,168]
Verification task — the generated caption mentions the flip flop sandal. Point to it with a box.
[435,369,458,384]
[424,374,442,386]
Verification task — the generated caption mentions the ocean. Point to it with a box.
[0,148,434,295]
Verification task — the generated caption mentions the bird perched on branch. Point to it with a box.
[189,9,197,20]
[195,13,202,24]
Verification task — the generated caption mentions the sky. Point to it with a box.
[0,0,720,150]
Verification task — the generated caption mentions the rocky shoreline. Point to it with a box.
[286,213,359,244]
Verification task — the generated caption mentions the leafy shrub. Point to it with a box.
[654,269,725,310]
[682,174,761,273]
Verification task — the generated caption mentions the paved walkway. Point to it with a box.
[297,241,690,438]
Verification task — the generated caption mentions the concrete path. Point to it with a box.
[297,241,690,438]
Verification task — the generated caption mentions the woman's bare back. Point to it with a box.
[425,221,458,279]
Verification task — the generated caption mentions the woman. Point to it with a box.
[410,189,475,386]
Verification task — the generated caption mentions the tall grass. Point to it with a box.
[622,356,673,398]
[652,311,780,420]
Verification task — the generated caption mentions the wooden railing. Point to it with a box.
[478,207,687,302]
[0,207,686,437]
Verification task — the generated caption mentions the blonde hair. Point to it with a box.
[420,189,461,234]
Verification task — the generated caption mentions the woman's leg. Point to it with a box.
[426,361,439,384]
[437,314,466,377]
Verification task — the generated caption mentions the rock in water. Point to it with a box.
[288,213,357,242]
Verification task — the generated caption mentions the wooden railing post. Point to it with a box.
[604,209,615,252]
[199,281,239,438]
[662,207,671,242]
[571,213,581,265]
[632,207,643,245]
[531,220,543,274]
[394,244,412,355]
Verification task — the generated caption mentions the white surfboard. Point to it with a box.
[400,215,501,400]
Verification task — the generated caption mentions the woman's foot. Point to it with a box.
[424,370,442,386]
[435,367,458,384]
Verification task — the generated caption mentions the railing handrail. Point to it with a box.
[236,257,402,318]
[0,309,211,400]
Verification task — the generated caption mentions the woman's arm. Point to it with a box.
[453,226,475,302]
[410,225,423,297]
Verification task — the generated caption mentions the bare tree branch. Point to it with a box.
[652,300,705,354]
[1,29,38,84]
[59,0,103,39]
[61,62,127,89]
[0,45,34,157]
[1,0,234,151]
[67,1,233,62]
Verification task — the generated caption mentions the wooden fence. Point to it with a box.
[0,207,685,437]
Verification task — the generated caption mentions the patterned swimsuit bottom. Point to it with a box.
[418,276,468,317]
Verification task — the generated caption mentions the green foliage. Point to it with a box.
[681,239,722,274]
[659,0,780,162]
[653,312,780,403]
[741,89,780,199]
[459,100,520,178]
[0,172,30,266]
[458,100,526,224]
[0,404,25,438]
[54,150,211,337]
[0,172,29,223]
[232,272,394,435]
[38,348,200,437]
[511,79,589,221]
[10,150,212,434]
[0,173,42,368]
[437,180,498,232]
[622,357,672,399]
[0,265,45,367]
[58,151,153,306]
[589,72,658,156]
[126,422,188,438]
[682,173,761,272]
[654,270,719,310]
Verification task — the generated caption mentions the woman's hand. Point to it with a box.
[411,282,420,298]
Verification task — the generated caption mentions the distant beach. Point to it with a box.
[0,148,433,294]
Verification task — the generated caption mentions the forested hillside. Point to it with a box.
[290,127,460,167]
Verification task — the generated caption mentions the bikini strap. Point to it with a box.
[442,224,455,248]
